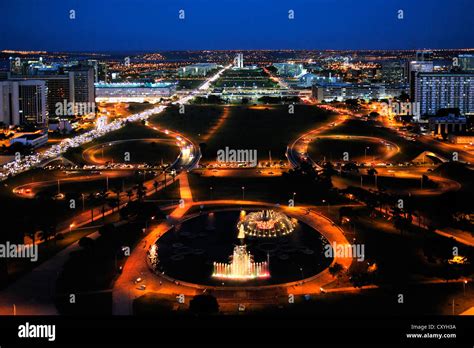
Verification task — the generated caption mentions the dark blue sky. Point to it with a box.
[1,0,473,51]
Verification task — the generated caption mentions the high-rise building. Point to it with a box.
[381,61,406,85]
[234,53,244,68]
[408,60,434,99]
[8,66,95,118]
[84,60,109,83]
[414,72,474,116]
[9,76,70,118]
[458,54,474,72]
[0,80,47,126]
[66,68,95,104]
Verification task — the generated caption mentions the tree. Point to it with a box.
[367,168,378,176]
[87,193,97,221]
[97,190,109,220]
[342,162,359,173]
[78,237,95,250]
[126,190,133,202]
[328,262,345,283]
[135,182,146,202]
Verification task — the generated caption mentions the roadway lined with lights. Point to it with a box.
[0,65,230,181]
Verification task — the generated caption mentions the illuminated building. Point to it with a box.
[312,82,391,101]
[273,63,305,77]
[0,80,47,126]
[414,72,474,116]
[234,53,244,69]
[298,73,339,88]
[380,61,406,85]
[458,54,474,72]
[177,63,218,77]
[5,66,95,118]
[428,115,467,135]
[10,132,48,148]
[95,82,177,102]
[408,60,434,99]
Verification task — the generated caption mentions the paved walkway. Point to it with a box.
[113,174,194,315]
[0,232,99,315]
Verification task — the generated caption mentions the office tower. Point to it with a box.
[234,53,244,68]
[414,72,474,116]
[381,61,406,85]
[67,68,95,104]
[0,80,47,126]
[408,60,434,99]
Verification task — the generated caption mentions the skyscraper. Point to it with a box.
[408,60,434,99]
[67,68,95,104]
[0,80,47,126]
[414,72,474,116]
[234,53,244,68]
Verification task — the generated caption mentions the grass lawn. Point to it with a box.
[323,119,428,163]
[188,172,345,206]
[193,105,334,162]
[133,293,176,315]
[149,105,226,143]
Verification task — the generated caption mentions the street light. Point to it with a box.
[364,146,370,162]
[322,199,329,213]
[241,186,245,200]
[464,280,468,296]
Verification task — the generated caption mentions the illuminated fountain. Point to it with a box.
[212,224,270,280]
[237,209,296,238]
[212,244,269,280]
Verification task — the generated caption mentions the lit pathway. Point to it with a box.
[112,173,194,314]
[0,232,100,315]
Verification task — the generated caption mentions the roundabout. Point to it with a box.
[113,190,354,315]
[82,138,180,166]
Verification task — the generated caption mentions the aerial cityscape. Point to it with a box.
[0,0,473,346]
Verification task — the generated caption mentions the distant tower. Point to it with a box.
[234,53,244,68]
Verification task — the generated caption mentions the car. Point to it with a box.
[134,277,143,284]
[137,284,146,291]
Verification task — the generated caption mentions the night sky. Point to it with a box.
[0,0,473,51]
